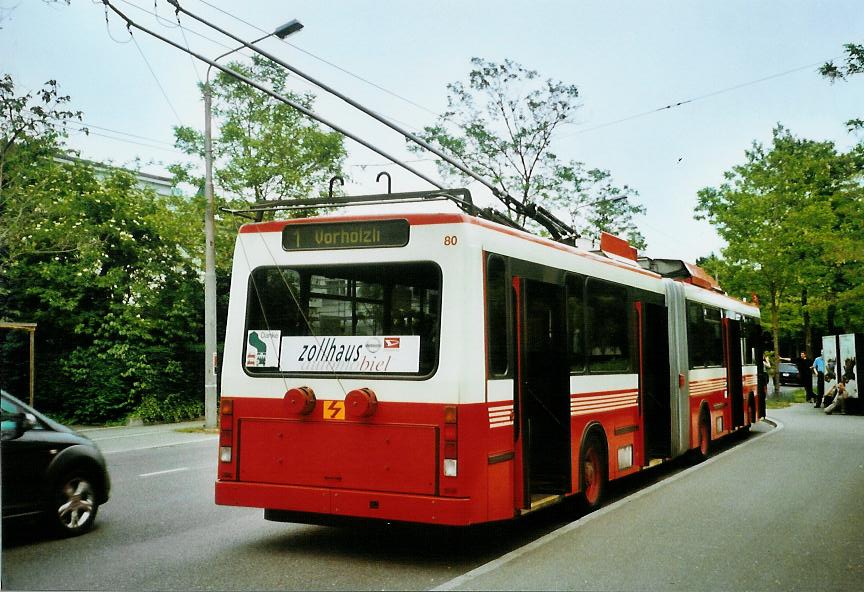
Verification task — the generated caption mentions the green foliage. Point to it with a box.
[1,73,205,423]
[133,394,204,425]
[411,57,646,247]
[173,55,346,205]
[0,73,83,194]
[821,43,864,132]
[695,125,863,388]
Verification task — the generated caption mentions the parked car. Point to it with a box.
[778,362,800,386]
[1,390,110,536]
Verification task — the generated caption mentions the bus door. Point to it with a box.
[639,301,672,462]
[515,278,571,510]
[724,318,744,429]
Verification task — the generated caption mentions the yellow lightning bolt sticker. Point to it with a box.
[324,400,345,420]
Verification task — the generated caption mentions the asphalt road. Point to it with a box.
[2,406,862,591]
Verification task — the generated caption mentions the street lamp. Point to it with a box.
[202,19,304,428]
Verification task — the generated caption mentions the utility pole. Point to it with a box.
[203,82,217,429]
[202,19,304,428]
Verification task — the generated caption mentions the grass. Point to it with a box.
[174,415,219,434]
[766,387,807,409]
[175,426,219,434]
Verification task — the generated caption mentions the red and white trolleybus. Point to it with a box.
[214,189,766,526]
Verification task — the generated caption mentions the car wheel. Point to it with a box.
[48,472,99,536]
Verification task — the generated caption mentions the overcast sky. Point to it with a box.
[2,0,862,261]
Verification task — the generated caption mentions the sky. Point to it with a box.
[2,0,862,261]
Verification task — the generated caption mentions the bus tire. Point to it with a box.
[748,393,756,425]
[692,411,711,463]
[579,432,607,512]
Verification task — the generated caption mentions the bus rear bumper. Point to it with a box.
[215,481,474,526]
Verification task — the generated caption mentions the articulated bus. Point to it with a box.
[215,191,766,526]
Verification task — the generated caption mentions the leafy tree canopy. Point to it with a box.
[1,73,205,423]
[411,57,646,248]
[172,55,346,205]
[695,125,863,391]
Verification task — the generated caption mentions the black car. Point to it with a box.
[1,390,110,536]
[778,362,800,386]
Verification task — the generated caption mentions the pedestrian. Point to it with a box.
[793,351,814,402]
[820,371,838,410]
[825,372,857,415]
[813,350,826,408]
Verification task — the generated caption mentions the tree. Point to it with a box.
[695,125,862,394]
[544,165,644,248]
[1,73,207,423]
[1,154,208,422]
[0,74,83,196]
[820,43,864,131]
[411,57,646,247]
[172,55,346,205]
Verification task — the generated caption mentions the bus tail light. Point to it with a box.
[443,405,458,477]
[219,398,234,470]
[345,388,378,418]
[285,386,317,415]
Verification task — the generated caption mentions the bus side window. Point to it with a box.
[585,279,630,373]
[740,318,756,365]
[486,255,509,377]
[687,302,724,368]
[566,275,586,373]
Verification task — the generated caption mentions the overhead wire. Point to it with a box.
[117,0,334,100]
[195,0,442,120]
[101,0,444,189]
[100,2,187,128]
[30,108,186,154]
[110,2,843,157]
[75,120,178,147]
[109,1,440,166]
[101,0,133,43]
[560,59,836,138]
[166,0,573,236]
[175,14,205,84]
[65,125,186,154]
[131,34,185,126]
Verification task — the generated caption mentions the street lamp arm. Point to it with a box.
[206,32,275,83]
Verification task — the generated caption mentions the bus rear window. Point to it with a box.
[244,262,441,377]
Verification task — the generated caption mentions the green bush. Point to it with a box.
[132,394,204,424]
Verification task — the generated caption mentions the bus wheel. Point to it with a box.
[580,434,607,512]
[748,394,756,424]
[692,412,711,463]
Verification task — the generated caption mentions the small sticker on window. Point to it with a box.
[246,330,281,368]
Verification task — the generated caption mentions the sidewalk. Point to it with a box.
[76,419,218,455]
[75,419,210,435]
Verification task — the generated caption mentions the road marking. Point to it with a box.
[139,467,189,478]
[432,418,784,591]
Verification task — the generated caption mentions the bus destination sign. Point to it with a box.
[282,219,410,251]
